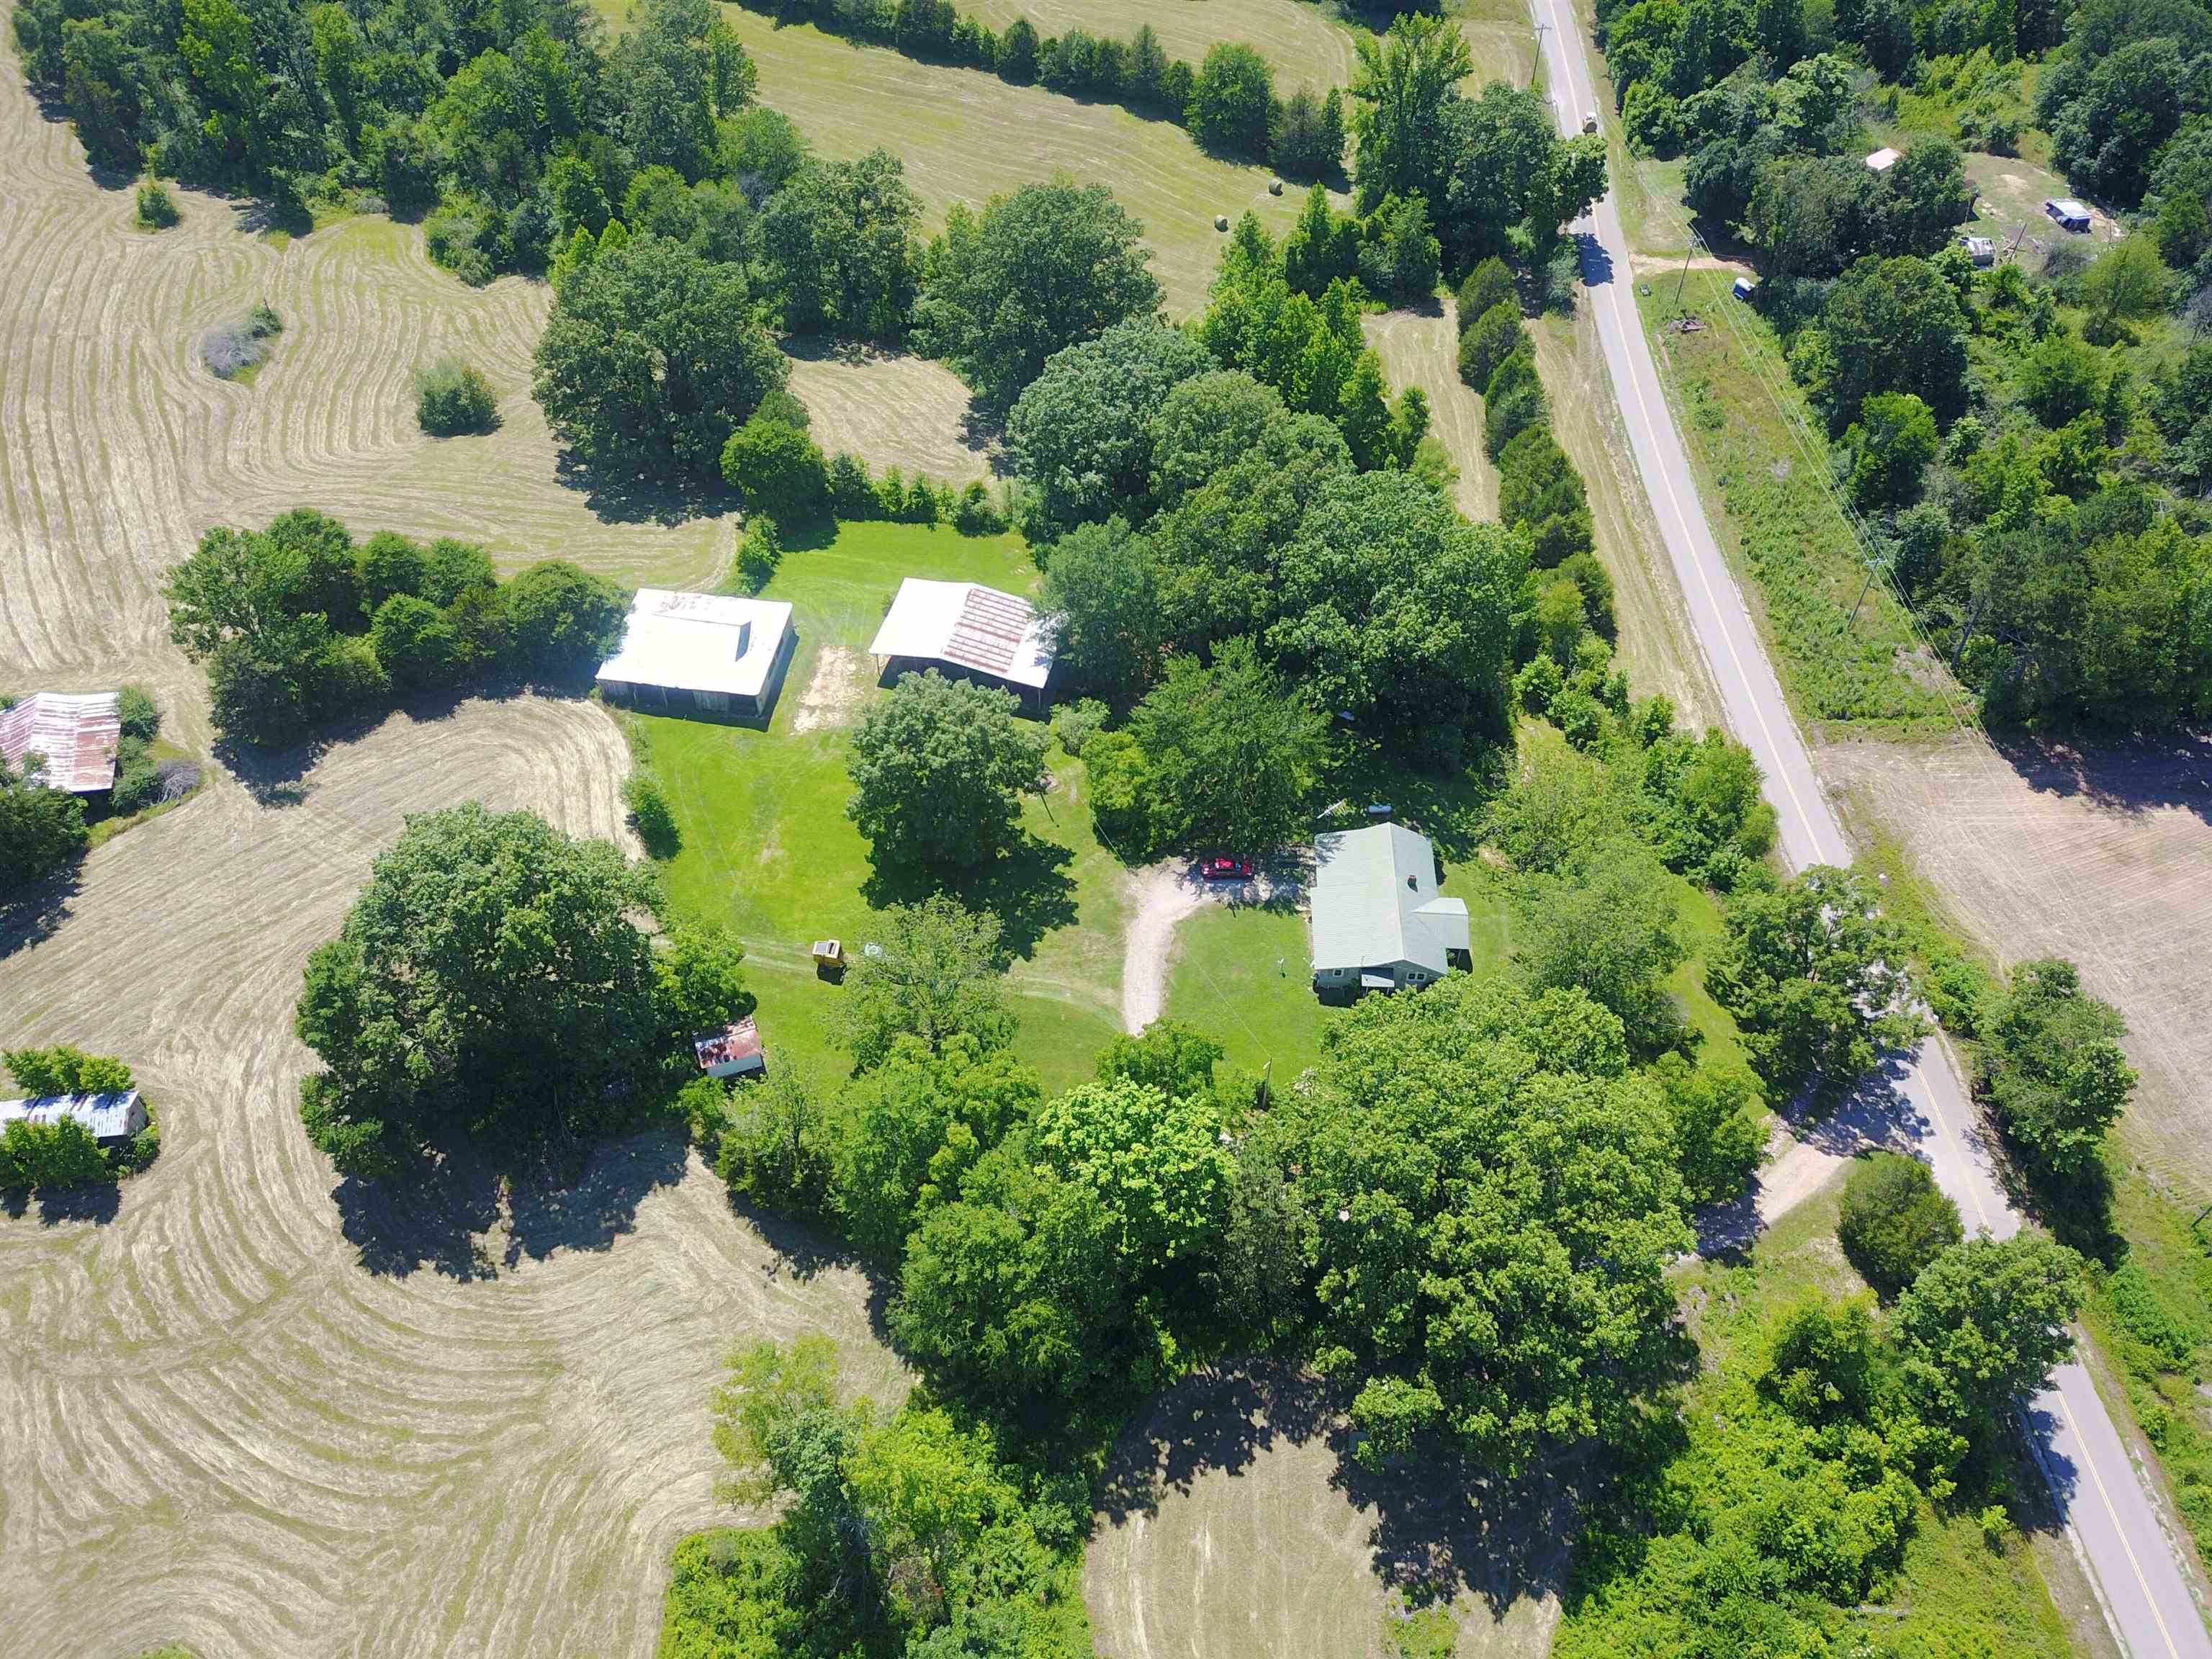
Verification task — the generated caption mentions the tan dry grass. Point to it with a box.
[0,68,730,741]
[1533,310,1722,728]
[966,0,1361,89]
[1364,300,1501,521]
[783,341,997,482]
[0,698,906,1658]
[714,9,1318,315]
[1822,732,2212,1195]
[1086,1364,1568,1659]
[0,48,900,1657]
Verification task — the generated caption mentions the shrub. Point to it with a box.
[624,774,680,858]
[109,762,164,815]
[736,515,782,593]
[135,179,179,228]
[413,357,499,436]
[1457,299,1523,392]
[1456,257,1516,327]
[1837,1151,1962,1298]
[116,684,160,744]
[952,479,1004,534]
[1050,697,1109,757]
[720,416,828,521]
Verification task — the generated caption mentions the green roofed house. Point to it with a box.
[1308,822,1471,999]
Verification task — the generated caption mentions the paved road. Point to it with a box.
[1528,2,2212,1651]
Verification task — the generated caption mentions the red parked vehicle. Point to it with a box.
[1199,855,1254,881]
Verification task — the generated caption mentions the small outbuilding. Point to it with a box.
[695,1018,765,1080]
[0,1090,147,1146]
[1731,275,1757,301]
[1958,233,1997,266]
[868,579,1056,709]
[2046,198,2092,233]
[1308,823,1471,999]
[595,589,796,723]
[1864,146,1902,173]
[0,691,121,793]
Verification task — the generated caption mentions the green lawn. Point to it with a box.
[626,519,1123,1093]
[1164,899,1331,1082]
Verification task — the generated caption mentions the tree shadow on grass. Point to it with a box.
[552,451,727,529]
[1,1180,122,1226]
[334,1123,689,1279]
[212,682,549,808]
[0,863,83,961]
[860,832,1078,961]
[1095,1356,1580,1622]
[1995,728,2212,828]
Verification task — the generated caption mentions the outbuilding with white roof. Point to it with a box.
[595,589,796,722]
[0,1091,148,1146]
[868,579,1055,709]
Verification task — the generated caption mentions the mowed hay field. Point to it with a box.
[782,340,999,482]
[711,7,1319,315]
[0,38,910,1659]
[966,0,1360,88]
[1824,734,2212,1195]
[1087,1366,1568,1659]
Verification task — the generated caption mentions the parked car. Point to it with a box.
[1199,855,1254,882]
[1582,109,1599,134]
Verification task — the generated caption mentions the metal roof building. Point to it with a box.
[695,1018,765,1079]
[1308,823,1471,997]
[868,580,1055,704]
[2046,197,2092,232]
[0,691,121,793]
[1865,146,1902,172]
[0,1090,147,1145]
[595,589,796,722]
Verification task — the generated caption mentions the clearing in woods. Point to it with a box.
[966,0,1362,88]
[781,339,999,483]
[710,6,1322,315]
[0,45,909,1659]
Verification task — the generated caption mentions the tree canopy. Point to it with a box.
[294,804,737,1177]
[845,671,1049,873]
[534,235,788,482]
[1283,976,1692,1471]
[914,181,1164,410]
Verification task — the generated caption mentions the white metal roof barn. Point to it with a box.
[595,589,796,719]
[868,579,1055,700]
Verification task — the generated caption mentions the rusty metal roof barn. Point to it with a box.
[868,579,1055,691]
[0,691,122,793]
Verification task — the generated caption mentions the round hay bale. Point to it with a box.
[1214,213,1229,231]
[1269,177,1285,196]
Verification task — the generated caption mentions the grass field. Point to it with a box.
[967,0,1362,89]
[1636,272,1964,737]
[626,519,1128,1092]
[708,6,1321,315]
[783,339,999,482]
[0,40,918,1657]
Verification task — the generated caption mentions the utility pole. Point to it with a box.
[1846,556,1883,632]
[1671,243,1695,321]
[1530,21,1548,91]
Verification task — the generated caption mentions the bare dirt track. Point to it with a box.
[1823,732,2212,1195]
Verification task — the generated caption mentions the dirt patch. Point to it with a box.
[1087,1362,1569,1659]
[791,644,871,734]
[783,342,997,484]
[1822,731,2212,1195]
[1121,863,1212,1034]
